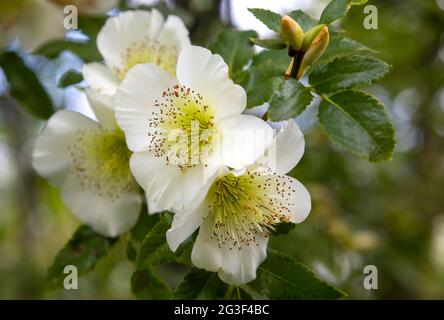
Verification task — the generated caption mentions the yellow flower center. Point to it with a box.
[116,38,179,80]
[206,169,294,249]
[149,85,218,169]
[69,128,136,200]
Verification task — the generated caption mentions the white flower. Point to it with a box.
[115,45,273,212]
[0,0,64,50]
[32,89,142,237]
[82,9,190,98]
[166,120,311,285]
[0,0,117,50]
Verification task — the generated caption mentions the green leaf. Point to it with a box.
[34,40,102,62]
[210,29,257,79]
[271,222,296,236]
[309,35,376,71]
[309,56,390,94]
[287,10,318,31]
[268,79,314,121]
[136,213,193,269]
[78,15,107,39]
[248,250,345,299]
[58,69,83,88]
[350,0,369,5]
[251,49,289,72]
[174,268,228,300]
[318,90,395,161]
[248,8,282,33]
[131,269,172,299]
[46,225,117,289]
[319,0,351,25]
[130,205,160,243]
[250,37,286,50]
[239,67,285,109]
[0,51,55,119]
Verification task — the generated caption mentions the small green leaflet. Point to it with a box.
[58,69,83,88]
[46,225,117,290]
[287,10,318,31]
[247,250,345,299]
[210,29,257,80]
[268,79,314,121]
[309,56,390,94]
[34,40,102,62]
[319,0,351,25]
[318,90,395,162]
[0,51,55,119]
[250,38,286,50]
[309,35,376,71]
[174,268,228,300]
[131,269,172,300]
[248,8,282,33]
[136,213,193,269]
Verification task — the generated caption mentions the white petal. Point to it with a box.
[115,63,175,152]
[1,0,64,50]
[32,110,98,183]
[147,198,165,215]
[166,199,207,252]
[82,62,119,96]
[264,120,305,175]
[176,46,246,119]
[284,176,311,223]
[130,151,215,211]
[157,15,190,49]
[97,10,164,74]
[211,115,274,170]
[61,174,141,237]
[191,218,268,285]
[85,88,116,129]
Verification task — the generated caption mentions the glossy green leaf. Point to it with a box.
[309,56,390,94]
[287,10,318,31]
[210,29,257,79]
[319,0,351,25]
[130,205,160,243]
[248,250,345,299]
[136,213,193,269]
[46,225,117,289]
[248,8,282,33]
[174,268,228,300]
[250,37,286,49]
[319,90,395,161]
[239,66,285,109]
[131,269,171,299]
[0,51,55,119]
[309,35,376,70]
[268,79,314,121]
[34,40,102,62]
[271,222,296,236]
[78,15,107,38]
[251,49,290,72]
[58,69,83,88]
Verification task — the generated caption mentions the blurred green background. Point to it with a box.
[0,0,443,299]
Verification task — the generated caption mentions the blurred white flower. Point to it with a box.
[82,9,191,99]
[32,90,142,237]
[0,0,117,50]
[166,120,311,285]
[115,45,273,212]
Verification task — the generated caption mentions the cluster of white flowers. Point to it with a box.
[33,10,311,285]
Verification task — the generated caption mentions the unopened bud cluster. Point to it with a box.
[279,15,330,79]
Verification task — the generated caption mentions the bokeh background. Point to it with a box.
[0,0,443,299]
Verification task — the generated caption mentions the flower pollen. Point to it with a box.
[206,168,295,250]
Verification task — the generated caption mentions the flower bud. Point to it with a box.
[301,24,326,52]
[280,15,304,51]
[297,26,330,79]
